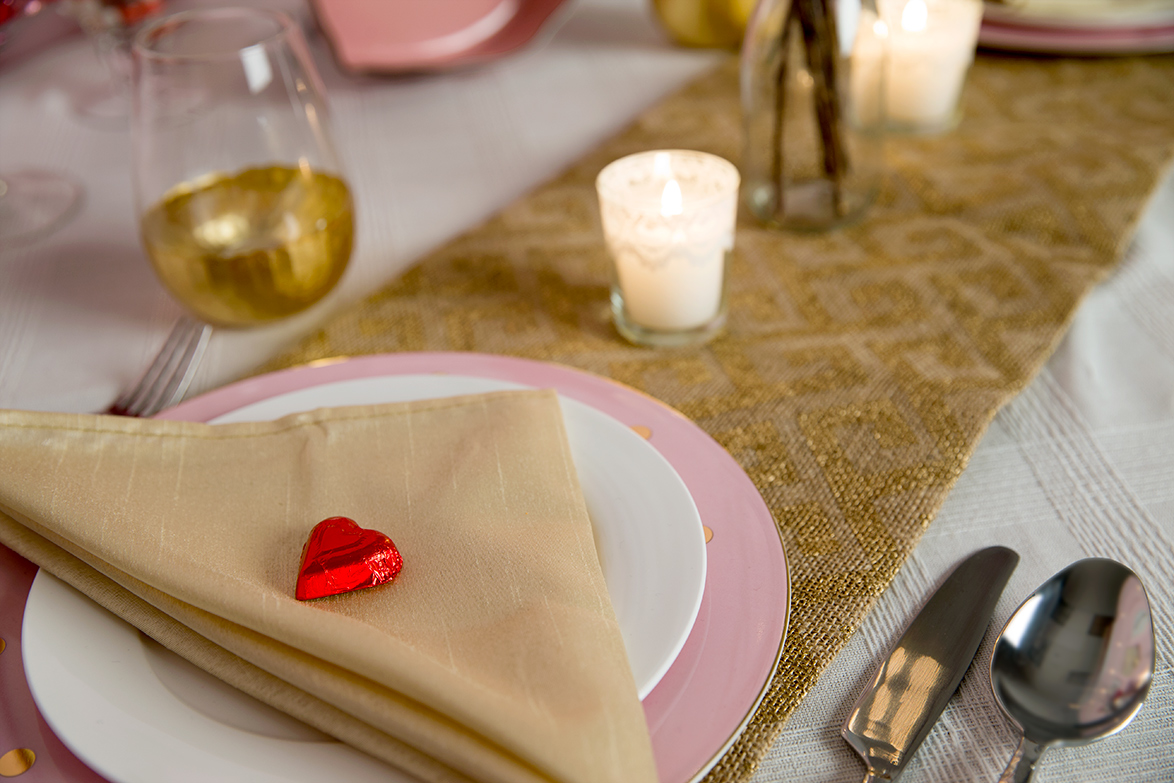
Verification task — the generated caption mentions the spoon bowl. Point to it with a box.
[989,558,1154,783]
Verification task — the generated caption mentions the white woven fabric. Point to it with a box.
[1,0,1171,780]
[754,179,1174,782]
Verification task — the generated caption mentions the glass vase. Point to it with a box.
[740,0,886,231]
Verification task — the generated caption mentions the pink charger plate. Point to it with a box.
[978,1,1174,54]
[311,0,572,73]
[159,351,790,783]
[0,546,110,783]
[979,18,1174,54]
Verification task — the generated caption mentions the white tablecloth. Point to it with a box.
[759,178,1174,782]
[1,1,1171,780]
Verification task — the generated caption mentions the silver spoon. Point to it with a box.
[989,558,1155,782]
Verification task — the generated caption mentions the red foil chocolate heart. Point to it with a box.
[296,517,403,601]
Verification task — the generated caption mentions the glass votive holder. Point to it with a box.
[863,0,984,134]
[596,150,740,348]
[741,0,886,232]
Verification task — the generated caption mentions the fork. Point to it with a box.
[105,317,212,417]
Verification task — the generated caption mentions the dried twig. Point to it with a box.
[770,1,796,219]
[771,0,851,219]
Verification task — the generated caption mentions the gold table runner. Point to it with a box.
[264,53,1174,781]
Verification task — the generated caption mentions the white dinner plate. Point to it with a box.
[23,374,707,783]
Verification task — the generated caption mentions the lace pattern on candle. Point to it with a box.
[600,203,736,272]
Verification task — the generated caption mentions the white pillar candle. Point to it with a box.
[596,150,740,343]
[849,12,889,130]
[851,0,983,133]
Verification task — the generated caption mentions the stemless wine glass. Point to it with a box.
[131,7,353,328]
[1,0,85,247]
[61,0,167,124]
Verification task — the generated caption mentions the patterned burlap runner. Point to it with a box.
[263,53,1174,781]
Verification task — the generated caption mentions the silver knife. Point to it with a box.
[842,546,1019,782]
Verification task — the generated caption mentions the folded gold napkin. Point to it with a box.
[0,390,656,783]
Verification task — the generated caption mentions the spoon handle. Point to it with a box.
[998,736,1044,783]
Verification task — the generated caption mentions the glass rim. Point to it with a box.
[596,149,741,213]
[133,7,297,62]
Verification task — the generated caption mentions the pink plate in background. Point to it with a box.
[979,18,1174,54]
[161,352,789,783]
[311,0,572,72]
[978,0,1174,54]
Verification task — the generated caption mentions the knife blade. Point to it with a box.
[842,545,1019,782]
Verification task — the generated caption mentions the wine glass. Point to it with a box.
[130,7,353,328]
[0,0,84,247]
[59,0,166,123]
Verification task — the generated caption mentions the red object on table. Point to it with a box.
[109,0,162,26]
[0,0,50,28]
[295,517,404,601]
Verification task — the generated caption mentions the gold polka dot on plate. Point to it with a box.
[703,526,713,543]
[630,425,652,439]
[0,748,35,777]
[0,638,5,654]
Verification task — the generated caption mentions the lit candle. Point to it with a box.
[851,0,983,133]
[596,150,740,346]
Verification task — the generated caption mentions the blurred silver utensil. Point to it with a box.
[990,558,1154,783]
[105,316,211,417]
[843,546,1019,783]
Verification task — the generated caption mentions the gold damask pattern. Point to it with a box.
[266,54,1174,781]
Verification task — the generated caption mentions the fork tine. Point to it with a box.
[108,319,191,414]
[147,320,212,414]
[106,317,212,418]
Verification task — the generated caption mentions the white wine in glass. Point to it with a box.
[132,7,352,327]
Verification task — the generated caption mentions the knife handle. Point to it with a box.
[997,736,1044,783]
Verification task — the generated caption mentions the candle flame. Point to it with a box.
[660,179,683,217]
[901,0,928,32]
[873,18,889,37]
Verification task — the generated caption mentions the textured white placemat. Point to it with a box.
[754,177,1174,783]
